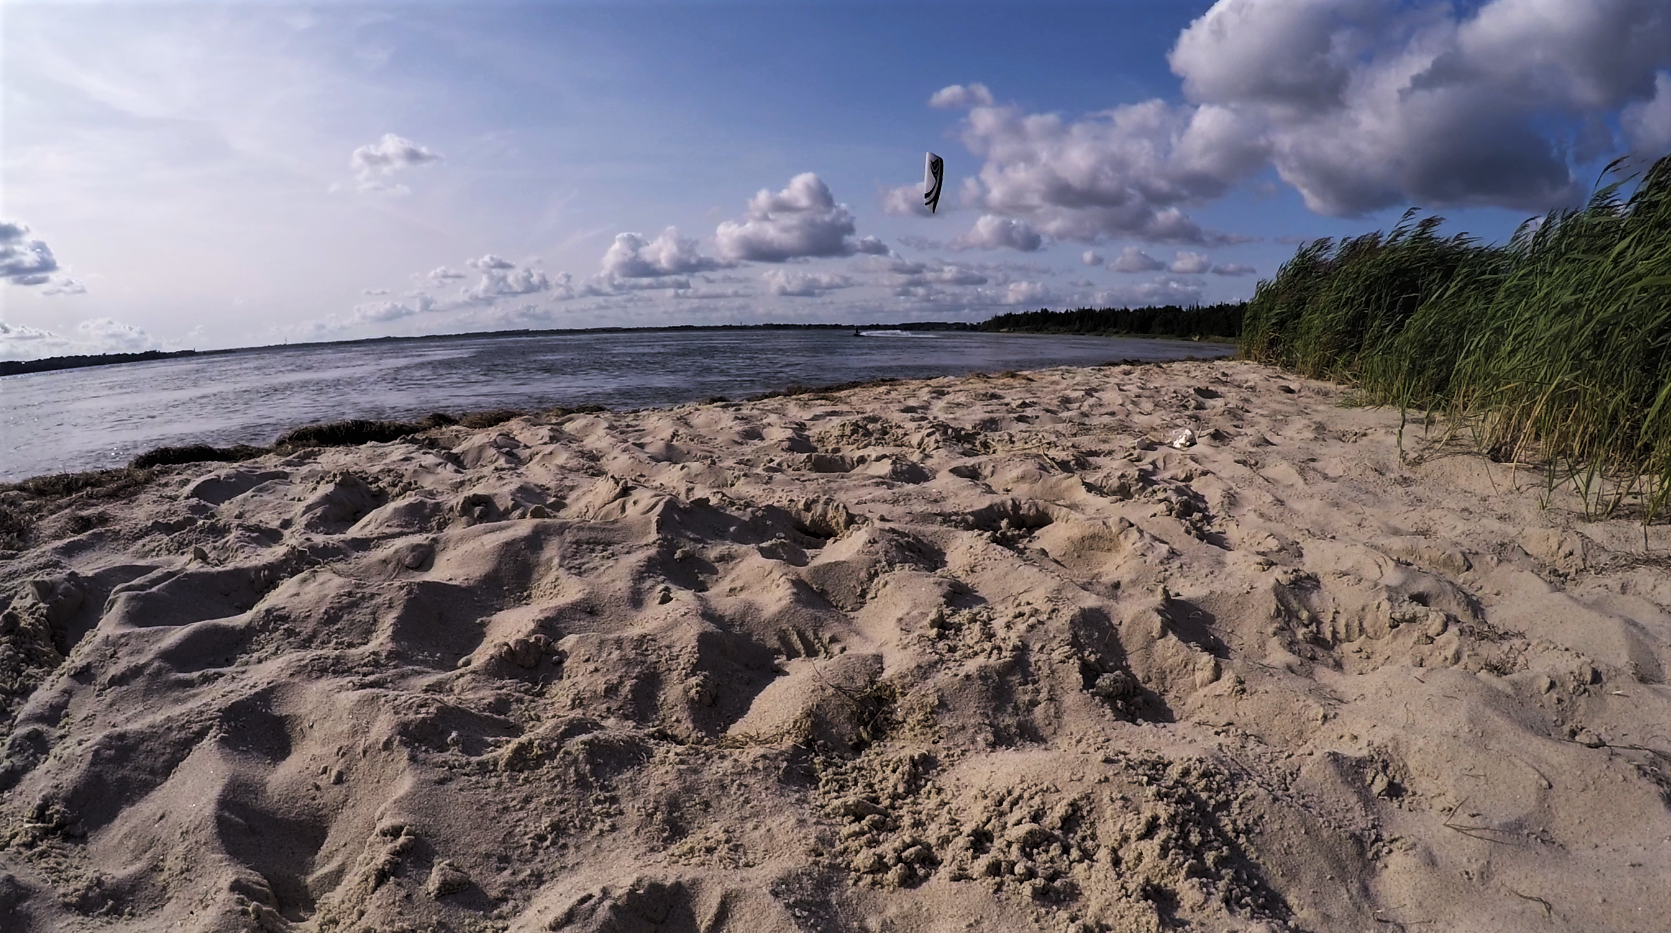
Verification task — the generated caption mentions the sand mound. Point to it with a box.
[1,360,1668,932]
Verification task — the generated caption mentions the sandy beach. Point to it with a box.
[1,357,1668,933]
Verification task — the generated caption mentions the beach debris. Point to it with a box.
[425,859,472,898]
[924,152,943,214]
[1169,427,1197,449]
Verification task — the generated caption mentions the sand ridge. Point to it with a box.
[1,359,1668,932]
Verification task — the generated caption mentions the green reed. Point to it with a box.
[1241,153,1671,534]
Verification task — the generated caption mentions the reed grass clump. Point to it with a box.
[1241,153,1671,531]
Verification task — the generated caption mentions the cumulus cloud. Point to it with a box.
[351,133,442,193]
[41,276,88,296]
[1108,246,1166,273]
[929,83,995,109]
[1168,250,1212,274]
[941,90,1264,244]
[882,183,933,217]
[75,318,155,352]
[427,266,467,281]
[0,221,60,285]
[463,267,551,302]
[715,173,887,262]
[896,235,944,251]
[1000,281,1052,305]
[950,214,1045,252]
[858,254,991,289]
[1211,263,1258,276]
[0,319,154,360]
[1081,250,1104,266]
[934,1,1671,240]
[762,269,853,297]
[600,228,727,278]
[1166,0,1671,216]
[1623,71,1671,154]
[1088,277,1207,308]
[467,254,516,271]
[362,287,390,296]
[350,296,435,325]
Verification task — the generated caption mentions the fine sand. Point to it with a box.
[1,358,1668,933]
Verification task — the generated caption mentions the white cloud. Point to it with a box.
[1168,250,1212,274]
[881,182,933,217]
[929,83,995,109]
[1623,71,1671,154]
[1108,246,1165,273]
[600,227,726,278]
[463,267,551,301]
[1210,263,1258,276]
[40,276,88,296]
[467,254,516,271]
[427,266,467,281]
[75,317,155,352]
[1081,250,1104,266]
[943,91,1263,244]
[1001,281,1052,305]
[350,133,442,193]
[0,319,148,360]
[714,173,886,262]
[1088,277,1207,308]
[1165,0,1671,216]
[895,234,943,251]
[762,269,853,297]
[950,214,1044,252]
[362,287,390,295]
[0,221,60,285]
[932,0,1671,241]
[857,254,991,288]
[350,296,434,325]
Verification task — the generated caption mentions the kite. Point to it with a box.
[924,152,943,214]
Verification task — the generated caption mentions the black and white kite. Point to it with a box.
[924,152,943,214]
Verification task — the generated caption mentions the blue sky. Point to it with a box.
[3,0,1669,358]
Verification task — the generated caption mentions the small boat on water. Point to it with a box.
[853,327,862,337]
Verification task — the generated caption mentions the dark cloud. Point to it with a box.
[1210,263,1258,276]
[0,222,60,285]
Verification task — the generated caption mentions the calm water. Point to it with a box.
[1,329,1235,482]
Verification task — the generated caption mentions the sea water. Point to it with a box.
[1,329,1234,482]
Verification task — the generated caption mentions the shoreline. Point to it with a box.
[1,357,1666,931]
[0,325,1238,379]
[1,347,1241,488]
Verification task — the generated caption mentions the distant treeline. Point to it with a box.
[0,349,198,377]
[976,302,1246,340]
